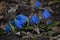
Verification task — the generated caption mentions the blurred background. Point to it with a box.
[0,0,60,40]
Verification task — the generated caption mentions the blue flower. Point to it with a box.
[15,20,23,29]
[35,0,41,8]
[15,14,28,29]
[6,25,11,33]
[42,9,52,19]
[10,20,15,25]
[16,14,28,25]
[46,20,52,25]
[30,15,40,25]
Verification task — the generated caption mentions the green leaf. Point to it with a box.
[38,23,46,28]
[0,29,6,35]
[46,21,58,30]
[47,30,55,36]
[23,26,33,30]
[9,22,15,33]
[31,36,37,40]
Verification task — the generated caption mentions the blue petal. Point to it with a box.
[10,20,15,25]
[19,19,26,26]
[6,25,11,33]
[30,19,34,25]
[30,15,40,25]
[15,20,23,29]
[16,14,28,20]
[46,20,52,25]
[35,0,40,8]
[42,9,52,19]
